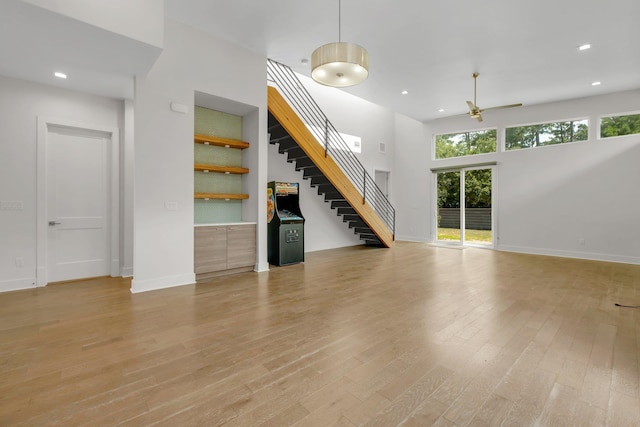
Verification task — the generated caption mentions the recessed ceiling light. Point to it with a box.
[592,81,601,86]
[401,90,408,95]
[54,72,67,79]
[578,44,591,51]
[438,108,445,112]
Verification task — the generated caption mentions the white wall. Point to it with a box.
[122,100,134,277]
[132,18,268,293]
[411,89,640,264]
[0,75,123,292]
[300,75,395,178]
[393,113,430,242]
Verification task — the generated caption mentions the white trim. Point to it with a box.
[0,278,36,293]
[36,116,120,286]
[459,171,466,245]
[131,273,196,293]
[430,161,497,173]
[254,262,270,272]
[499,245,640,265]
[432,127,498,161]
[121,266,134,277]
[396,236,429,243]
[110,127,120,278]
[597,110,640,141]
[373,169,391,199]
[504,115,590,131]
[503,117,590,153]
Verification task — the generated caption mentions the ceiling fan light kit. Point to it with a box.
[311,0,369,88]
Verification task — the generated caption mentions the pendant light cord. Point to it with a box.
[338,0,342,42]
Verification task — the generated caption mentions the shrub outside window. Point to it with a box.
[435,129,497,159]
[505,119,588,151]
[600,113,640,138]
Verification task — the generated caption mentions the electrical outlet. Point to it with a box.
[164,202,178,211]
[15,257,24,267]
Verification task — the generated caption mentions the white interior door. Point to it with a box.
[46,127,110,283]
[374,170,390,198]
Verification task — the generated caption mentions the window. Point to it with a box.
[600,113,640,138]
[505,119,588,151]
[435,129,497,159]
[341,132,362,153]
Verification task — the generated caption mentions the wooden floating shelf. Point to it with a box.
[194,163,249,175]
[194,134,250,149]
[195,193,249,200]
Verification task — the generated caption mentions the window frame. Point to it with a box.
[502,116,590,152]
[432,127,498,161]
[597,110,640,140]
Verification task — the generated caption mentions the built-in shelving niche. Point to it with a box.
[194,101,249,224]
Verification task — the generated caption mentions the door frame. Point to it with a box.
[36,116,120,287]
[374,169,390,198]
[432,164,497,248]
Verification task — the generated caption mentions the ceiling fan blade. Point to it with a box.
[458,73,520,121]
[481,103,523,112]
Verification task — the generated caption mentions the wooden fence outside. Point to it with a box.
[438,208,491,230]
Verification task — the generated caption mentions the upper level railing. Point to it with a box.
[267,59,395,235]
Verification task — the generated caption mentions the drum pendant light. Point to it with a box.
[311,0,369,87]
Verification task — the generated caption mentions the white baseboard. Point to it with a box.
[121,266,133,277]
[130,273,196,294]
[499,245,640,265]
[0,277,36,293]
[395,235,429,243]
[254,262,270,272]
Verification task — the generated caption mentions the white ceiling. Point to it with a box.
[1,1,637,122]
[165,0,640,121]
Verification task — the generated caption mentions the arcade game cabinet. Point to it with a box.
[267,181,305,266]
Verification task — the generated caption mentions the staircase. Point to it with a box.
[267,60,395,248]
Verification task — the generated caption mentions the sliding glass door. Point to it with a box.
[436,171,461,243]
[436,167,494,247]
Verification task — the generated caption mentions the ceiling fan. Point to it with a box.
[465,72,522,122]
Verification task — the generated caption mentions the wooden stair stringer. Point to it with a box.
[268,86,394,248]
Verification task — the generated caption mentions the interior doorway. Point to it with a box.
[37,118,120,286]
[374,170,390,198]
[435,166,494,247]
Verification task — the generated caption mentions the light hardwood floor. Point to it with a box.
[1,242,639,426]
